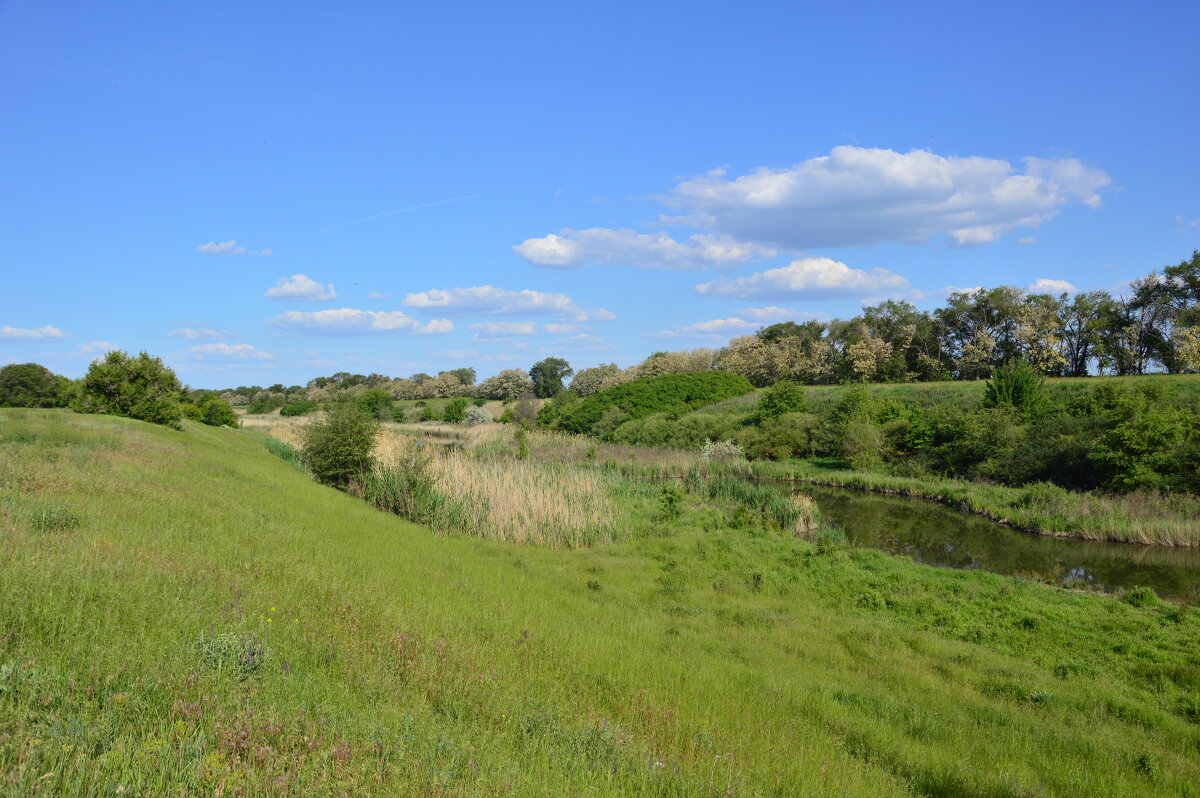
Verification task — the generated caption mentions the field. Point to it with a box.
[2,408,1200,796]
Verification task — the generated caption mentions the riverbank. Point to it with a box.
[747,459,1200,547]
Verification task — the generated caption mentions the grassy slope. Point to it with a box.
[1,410,1199,796]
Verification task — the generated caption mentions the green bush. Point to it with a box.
[739,412,817,461]
[280,400,318,417]
[442,397,468,423]
[73,350,184,429]
[463,405,492,426]
[983,359,1050,418]
[0,363,69,408]
[301,401,381,487]
[182,393,240,427]
[358,388,394,420]
[841,418,884,470]
[245,396,285,414]
[757,381,809,420]
[557,371,753,435]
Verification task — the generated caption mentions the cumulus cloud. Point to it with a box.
[271,308,453,336]
[1027,278,1078,295]
[196,240,273,256]
[468,321,538,336]
[265,274,337,301]
[366,291,390,299]
[184,343,273,360]
[79,341,116,353]
[695,257,910,301]
[168,328,236,341]
[664,146,1111,248]
[513,228,775,270]
[0,325,64,341]
[646,307,822,340]
[403,285,611,322]
[541,323,580,334]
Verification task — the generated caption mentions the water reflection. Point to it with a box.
[794,485,1200,602]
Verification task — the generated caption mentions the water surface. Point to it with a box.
[793,485,1200,602]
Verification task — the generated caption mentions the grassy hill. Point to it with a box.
[2,409,1200,796]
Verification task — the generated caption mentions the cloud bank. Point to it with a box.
[271,308,453,336]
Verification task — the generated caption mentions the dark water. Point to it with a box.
[791,485,1200,602]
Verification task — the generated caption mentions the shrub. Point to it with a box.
[757,380,809,420]
[740,412,817,461]
[463,405,492,426]
[700,438,745,464]
[73,350,184,429]
[359,444,439,522]
[358,388,394,420]
[301,401,381,487]
[280,400,318,417]
[0,363,69,408]
[182,393,240,427]
[841,418,884,470]
[419,406,438,421]
[510,393,539,428]
[442,397,468,423]
[983,359,1050,418]
[557,371,754,435]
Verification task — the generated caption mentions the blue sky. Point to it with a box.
[2,0,1197,388]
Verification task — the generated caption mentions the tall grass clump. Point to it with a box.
[704,479,820,535]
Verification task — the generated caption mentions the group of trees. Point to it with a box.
[0,352,238,429]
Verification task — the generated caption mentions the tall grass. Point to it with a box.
[704,478,820,535]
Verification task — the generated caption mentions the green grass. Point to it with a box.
[2,409,1200,795]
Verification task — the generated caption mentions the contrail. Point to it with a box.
[315,194,478,234]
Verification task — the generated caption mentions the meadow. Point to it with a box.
[2,408,1200,796]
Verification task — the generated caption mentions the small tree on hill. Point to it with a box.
[74,350,184,429]
[302,401,380,487]
[0,363,69,408]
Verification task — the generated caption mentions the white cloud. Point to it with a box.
[0,325,64,341]
[513,228,774,270]
[271,308,453,336]
[184,343,273,360]
[366,291,390,299]
[79,341,116,353]
[468,321,538,336]
[695,257,910,301]
[403,285,609,321]
[435,349,480,359]
[1017,236,1036,245]
[195,240,272,256]
[664,146,1111,249]
[265,274,337,302]
[646,307,822,340]
[168,327,236,341]
[1027,278,1078,294]
[542,323,581,334]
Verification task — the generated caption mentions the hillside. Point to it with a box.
[2,409,1200,796]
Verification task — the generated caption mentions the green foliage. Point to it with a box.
[358,388,394,419]
[515,428,529,460]
[757,380,809,420]
[301,401,381,487]
[739,412,817,461]
[557,371,754,435]
[181,393,240,427]
[419,405,438,421]
[279,399,318,417]
[983,359,1050,418]
[463,404,492,426]
[73,350,184,429]
[529,357,574,398]
[245,396,285,414]
[0,363,69,408]
[841,418,884,470]
[442,397,468,424]
[358,443,440,522]
[653,485,682,522]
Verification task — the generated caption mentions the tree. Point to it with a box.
[569,363,630,397]
[302,401,381,487]
[73,350,184,429]
[182,393,240,427]
[0,363,69,408]
[442,397,468,423]
[477,369,534,400]
[443,367,477,386]
[529,357,573,398]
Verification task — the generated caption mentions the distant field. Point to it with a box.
[2,409,1200,795]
